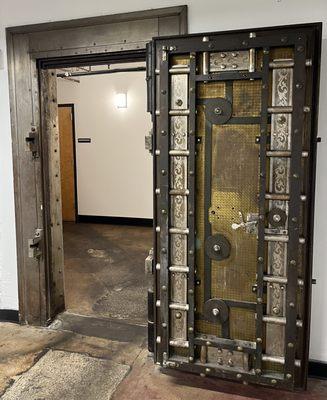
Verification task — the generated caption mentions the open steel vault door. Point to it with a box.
[146,23,321,390]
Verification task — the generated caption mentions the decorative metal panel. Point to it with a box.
[151,24,321,390]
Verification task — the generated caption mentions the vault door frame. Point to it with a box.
[7,5,188,326]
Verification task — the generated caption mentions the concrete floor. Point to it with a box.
[1,223,326,399]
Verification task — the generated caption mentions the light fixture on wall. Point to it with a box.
[115,93,127,108]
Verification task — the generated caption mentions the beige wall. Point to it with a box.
[57,68,152,219]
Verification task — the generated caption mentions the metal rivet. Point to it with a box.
[206,341,211,346]
[263,48,269,55]
[189,289,194,295]
[200,373,206,377]
[237,346,243,352]
[271,379,277,384]
[175,99,183,106]
[217,357,223,365]
[220,64,226,70]
[189,170,194,176]
[288,342,294,348]
[220,53,226,58]
[242,41,248,46]
[232,64,238,69]
[259,215,264,220]
[281,36,288,43]
[292,217,298,222]
[258,256,263,262]
[188,326,194,332]
[289,302,295,308]
[162,285,167,291]
[208,43,214,49]
[190,87,194,93]
[214,107,222,115]
[161,248,167,254]
[255,368,261,375]
[293,173,299,179]
[228,359,234,367]
[161,130,167,136]
[212,308,220,316]
[189,356,194,362]
[297,45,304,52]
[262,84,267,89]
[256,337,262,343]
[290,259,297,266]
[189,210,194,216]
[161,209,167,215]
[161,90,166,95]
[189,250,194,255]
[286,373,292,379]
[162,322,167,328]
[257,297,263,304]
[236,373,242,379]
[231,52,237,57]
[161,169,167,175]
[296,83,303,89]
[175,312,182,319]
[205,368,211,373]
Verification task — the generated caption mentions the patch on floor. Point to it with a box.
[93,283,147,322]
[2,349,130,400]
[52,312,147,346]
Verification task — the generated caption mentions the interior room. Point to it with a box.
[52,61,153,337]
[1,2,327,400]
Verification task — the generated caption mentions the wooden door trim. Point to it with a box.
[58,104,78,222]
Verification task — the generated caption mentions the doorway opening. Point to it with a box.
[46,58,153,346]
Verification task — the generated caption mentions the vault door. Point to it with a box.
[149,24,321,390]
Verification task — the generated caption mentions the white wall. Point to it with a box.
[0,0,326,362]
[57,68,153,219]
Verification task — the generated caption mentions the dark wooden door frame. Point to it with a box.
[58,103,78,222]
[6,6,188,325]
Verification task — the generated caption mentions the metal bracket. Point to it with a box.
[25,126,40,158]
[28,228,43,258]
[145,130,153,154]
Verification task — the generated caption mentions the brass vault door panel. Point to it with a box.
[148,24,321,389]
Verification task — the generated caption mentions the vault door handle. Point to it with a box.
[232,211,258,234]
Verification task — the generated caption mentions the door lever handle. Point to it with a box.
[232,211,258,234]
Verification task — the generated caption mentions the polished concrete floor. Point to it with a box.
[1,223,327,399]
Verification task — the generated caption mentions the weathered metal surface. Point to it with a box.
[7,6,187,326]
[151,24,321,389]
[40,69,65,319]
[210,51,250,72]
[266,63,293,357]
[207,347,250,371]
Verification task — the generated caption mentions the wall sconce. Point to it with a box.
[115,93,127,108]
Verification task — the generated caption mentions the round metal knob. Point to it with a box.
[273,214,281,222]
[214,107,222,115]
[175,311,182,319]
[212,308,220,316]
[213,244,221,253]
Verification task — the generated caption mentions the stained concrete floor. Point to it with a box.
[63,222,151,325]
[1,223,327,399]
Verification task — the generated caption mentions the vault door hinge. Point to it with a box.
[25,125,40,158]
[28,228,43,259]
[145,129,153,154]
